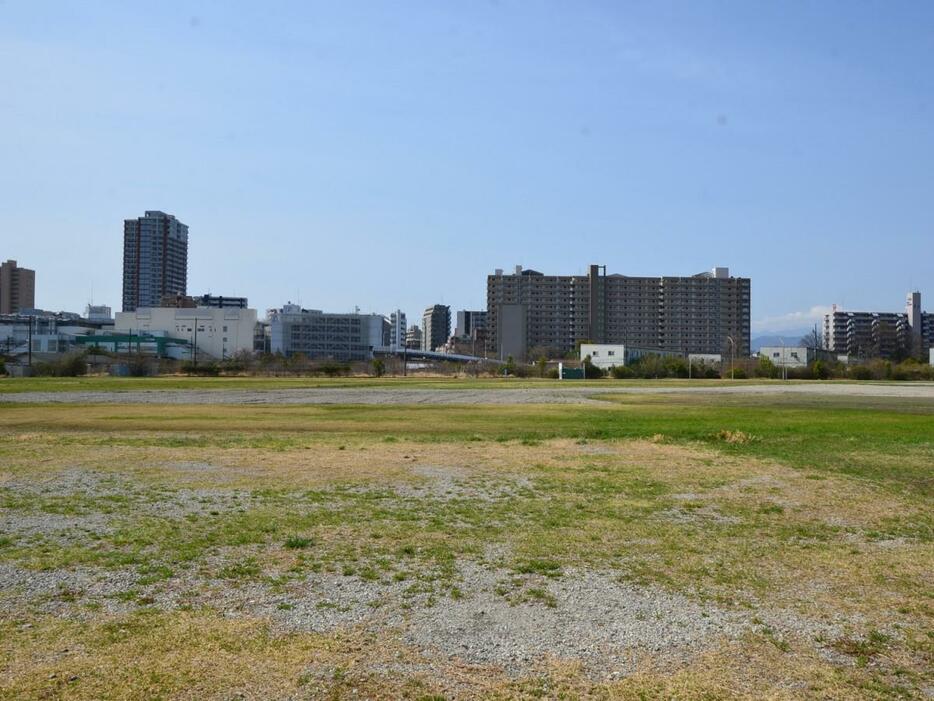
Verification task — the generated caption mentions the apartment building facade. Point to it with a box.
[0,260,36,314]
[421,304,450,352]
[269,304,388,361]
[389,310,407,350]
[122,211,189,312]
[454,310,488,339]
[487,264,750,360]
[405,324,423,350]
[823,292,932,360]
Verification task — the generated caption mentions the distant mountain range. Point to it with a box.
[751,329,812,352]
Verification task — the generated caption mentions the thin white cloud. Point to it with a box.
[753,305,833,333]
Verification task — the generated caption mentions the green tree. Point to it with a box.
[535,354,548,378]
[504,355,517,376]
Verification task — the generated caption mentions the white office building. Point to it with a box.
[114,306,257,360]
[389,310,407,351]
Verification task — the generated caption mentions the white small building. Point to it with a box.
[580,343,626,370]
[758,346,833,369]
[580,343,681,370]
[114,306,257,360]
[688,353,722,365]
[929,348,934,367]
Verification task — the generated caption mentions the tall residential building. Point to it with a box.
[455,310,488,339]
[405,324,423,350]
[422,304,451,352]
[389,310,407,350]
[122,211,189,312]
[823,292,932,360]
[0,260,36,314]
[487,264,750,360]
[268,304,389,361]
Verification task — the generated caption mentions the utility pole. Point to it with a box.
[727,335,735,380]
[27,317,33,367]
[780,337,787,381]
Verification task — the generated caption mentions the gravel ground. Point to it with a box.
[0,556,848,678]
[4,382,934,405]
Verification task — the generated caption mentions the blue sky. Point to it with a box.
[2,1,932,332]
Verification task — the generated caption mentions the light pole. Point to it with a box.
[779,336,787,381]
[727,335,736,380]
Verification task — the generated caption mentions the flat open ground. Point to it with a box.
[0,378,931,699]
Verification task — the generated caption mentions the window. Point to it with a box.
[608,350,615,356]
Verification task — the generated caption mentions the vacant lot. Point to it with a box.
[0,380,931,699]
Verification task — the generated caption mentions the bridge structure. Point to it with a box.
[372,346,502,364]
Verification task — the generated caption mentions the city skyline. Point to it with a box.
[2,3,933,331]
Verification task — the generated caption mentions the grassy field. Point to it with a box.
[0,383,931,699]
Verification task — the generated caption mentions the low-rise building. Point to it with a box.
[579,343,681,370]
[758,346,834,369]
[85,305,113,323]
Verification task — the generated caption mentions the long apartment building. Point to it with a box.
[487,264,750,360]
[823,292,932,360]
[269,304,389,361]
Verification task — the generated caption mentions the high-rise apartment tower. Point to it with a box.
[122,211,188,312]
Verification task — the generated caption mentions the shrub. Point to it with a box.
[503,355,517,376]
[582,356,604,379]
[0,358,5,376]
[181,360,220,376]
[811,360,831,380]
[610,365,635,379]
[755,356,779,379]
[849,365,873,380]
[371,358,385,377]
[730,367,748,379]
[664,357,689,378]
[317,361,350,377]
[34,352,88,377]
[545,368,559,379]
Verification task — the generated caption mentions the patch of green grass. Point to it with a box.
[283,536,313,550]
[218,558,261,580]
[513,558,563,578]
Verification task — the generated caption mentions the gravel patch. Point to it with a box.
[0,555,853,679]
[5,382,934,405]
[402,564,744,676]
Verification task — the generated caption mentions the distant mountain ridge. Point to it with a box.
[751,329,812,352]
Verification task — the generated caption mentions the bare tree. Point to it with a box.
[800,323,823,349]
